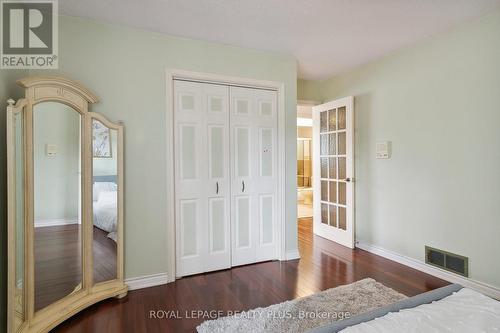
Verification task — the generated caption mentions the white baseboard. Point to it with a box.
[125,273,169,291]
[285,249,301,260]
[356,241,500,300]
[35,218,79,228]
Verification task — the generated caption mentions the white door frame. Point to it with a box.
[165,69,287,282]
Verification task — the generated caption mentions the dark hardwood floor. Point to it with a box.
[52,218,448,332]
[35,225,117,311]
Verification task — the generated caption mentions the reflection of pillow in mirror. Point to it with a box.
[93,182,117,201]
[98,190,117,204]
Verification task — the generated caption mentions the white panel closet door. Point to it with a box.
[230,86,278,266]
[174,80,231,277]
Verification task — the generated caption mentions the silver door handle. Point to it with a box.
[242,180,245,192]
[216,181,219,194]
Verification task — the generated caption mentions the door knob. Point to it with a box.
[345,178,352,182]
[216,181,219,194]
[242,180,245,192]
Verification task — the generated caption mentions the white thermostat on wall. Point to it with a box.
[45,144,58,157]
[376,141,391,159]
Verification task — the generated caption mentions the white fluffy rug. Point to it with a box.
[197,278,406,333]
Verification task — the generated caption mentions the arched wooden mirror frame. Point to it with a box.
[7,77,127,333]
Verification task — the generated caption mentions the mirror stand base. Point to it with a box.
[115,291,128,299]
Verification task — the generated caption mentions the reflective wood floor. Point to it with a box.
[52,218,448,332]
[35,225,116,311]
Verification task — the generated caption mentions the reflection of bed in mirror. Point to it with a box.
[93,175,118,241]
[92,175,118,284]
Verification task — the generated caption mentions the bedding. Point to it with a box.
[308,284,462,333]
[93,181,118,241]
[93,181,117,201]
[340,288,500,333]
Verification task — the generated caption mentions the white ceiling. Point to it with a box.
[60,0,500,80]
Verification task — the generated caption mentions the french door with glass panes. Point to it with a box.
[174,80,278,277]
[312,97,355,248]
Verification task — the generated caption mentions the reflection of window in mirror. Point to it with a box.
[92,119,118,284]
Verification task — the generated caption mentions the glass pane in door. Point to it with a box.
[338,157,346,180]
[338,107,346,130]
[328,109,337,131]
[338,182,346,205]
[329,157,336,179]
[321,203,328,224]
[320,134,328,155]
[338,132,346,155]
[329,205,337,227]
[329,181,337,203]
[321,158,328,178]
[328,133,336,155]
[321,181,328,201]
[339,207,346,230]
[320,111,328,132]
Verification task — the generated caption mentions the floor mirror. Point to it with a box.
[7,77,127,333]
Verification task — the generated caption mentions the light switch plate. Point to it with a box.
[376,141,391,159]
[45,144,58,157]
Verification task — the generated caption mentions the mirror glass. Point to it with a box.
[14,112,25,330]
[33,102,82,311]
[92,119,118,284]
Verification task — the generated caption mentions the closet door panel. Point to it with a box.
[235,127,251,178]
[179,199,200,257]
[259,128,274,177]
[174,81,206,276]
[230,87,278,266]
[180,124,198,180]
[209,198,225,252]
[204,83,231,272]
[260,194,274,245]
[254,90,278,261]
[175,80,230,276]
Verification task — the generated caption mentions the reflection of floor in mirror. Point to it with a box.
[34,225,116,311]
[93,225,118,284]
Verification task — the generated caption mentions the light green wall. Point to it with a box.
[300,10,500,288]
[33,102,80,221]
[26,15,298,279]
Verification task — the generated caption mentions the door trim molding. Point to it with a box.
[165,69,286,282]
